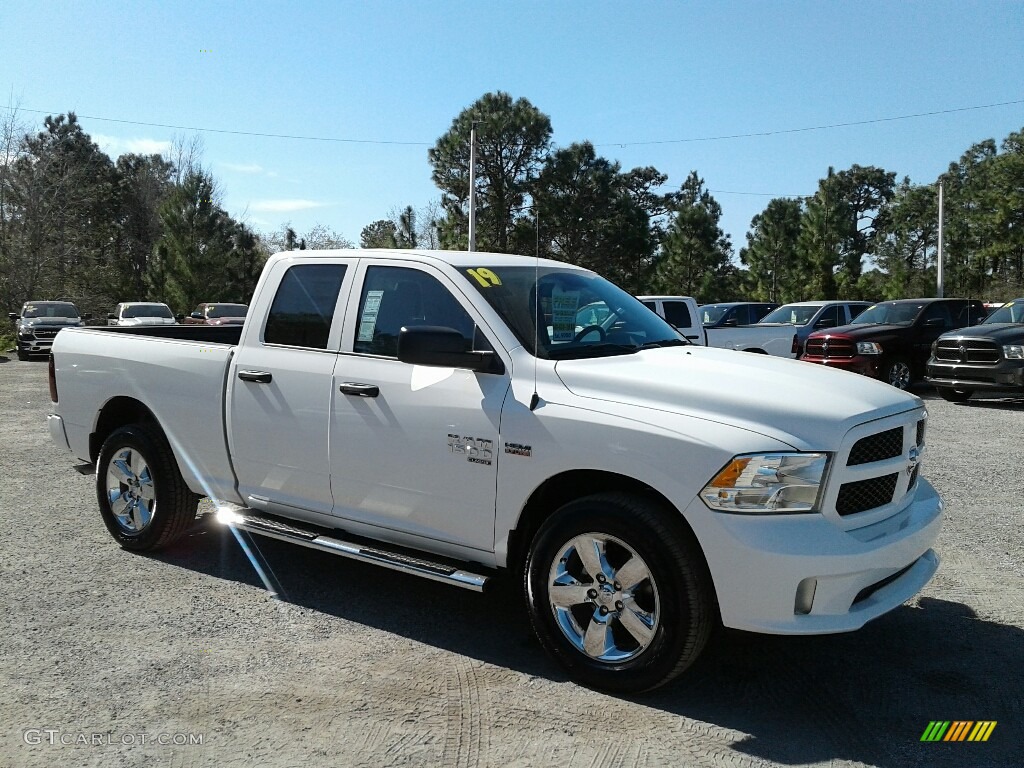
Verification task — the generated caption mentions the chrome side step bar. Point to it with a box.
[215,505,489,592]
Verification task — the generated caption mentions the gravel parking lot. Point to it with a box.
[1,356,1021,768]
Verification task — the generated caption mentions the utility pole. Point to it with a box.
[936,179,944,297]
[468,122,478,252]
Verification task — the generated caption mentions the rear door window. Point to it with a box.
[662,301,693,329]
[264,264,347,348]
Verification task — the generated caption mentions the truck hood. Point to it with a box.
[553,346,920,449]
[939,323,1024,343]
[118,317,176,326]
[810,323,908,340]
[20,318,82,328]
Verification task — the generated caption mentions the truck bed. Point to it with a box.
[92,325,243,344]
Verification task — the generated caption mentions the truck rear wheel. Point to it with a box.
[524,493,714,693]
[96,424,198,551]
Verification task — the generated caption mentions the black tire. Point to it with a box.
[96,424,199,551]
[524,493,715,693]
[883,357,913,390]
[17,348,29,362]
[937,387,973,402]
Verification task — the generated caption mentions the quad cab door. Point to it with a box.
[228,257,355,516]
[329,260,510,554]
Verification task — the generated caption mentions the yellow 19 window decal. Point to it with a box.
[466,268,502,287]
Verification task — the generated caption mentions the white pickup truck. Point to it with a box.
[47,249,942,693]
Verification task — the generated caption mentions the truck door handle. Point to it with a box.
[238,370,273,384]
[340,382,379,397]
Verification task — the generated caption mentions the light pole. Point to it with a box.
[936,179,944,297]
[468,122,478,252]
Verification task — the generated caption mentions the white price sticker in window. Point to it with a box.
[357,290,384,342]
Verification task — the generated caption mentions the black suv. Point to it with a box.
[801,298,987,389]
[926,298,1024,401]
[8,301,85,360]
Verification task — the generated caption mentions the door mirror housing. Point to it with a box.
[107,313,117,320]
[398,326,504,374]
[7,312,17,321]
[190,311,203,319]
[923,317,946,327]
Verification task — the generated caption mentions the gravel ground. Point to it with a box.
[1,355,1021,768]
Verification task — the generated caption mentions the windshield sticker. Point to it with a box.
[550,290,581,342]
[466,268,502,288]
[357,290,385,342]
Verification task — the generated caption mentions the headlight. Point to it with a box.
[18,328,33,338]
[701,453,830,514]
[857,341,882,355]
[1005,345,1024,359]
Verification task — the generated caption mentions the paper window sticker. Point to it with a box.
[357,290,385,342]
[550,289,581,342]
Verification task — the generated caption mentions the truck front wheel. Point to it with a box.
[96,424,198,551]
[524,493,714,693]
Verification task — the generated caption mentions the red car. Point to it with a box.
[801,298,986,389]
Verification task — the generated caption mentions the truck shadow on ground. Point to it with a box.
[155,516,1022,768]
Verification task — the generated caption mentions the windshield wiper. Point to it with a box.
[547,343,641,360]
[639,339,689,349]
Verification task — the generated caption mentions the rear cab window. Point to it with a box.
[263,263,348,349]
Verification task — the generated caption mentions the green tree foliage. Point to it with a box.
[532,142,655,291]
[653,172,735,302]
[360,220,399,248]
[2,113,120,313]
[112,153,176,300]
[429,91,552,251]
[873,179,937,298]
[148,170,234,309]
[739,198,804,302]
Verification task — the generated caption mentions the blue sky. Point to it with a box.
[3,0,1022,256]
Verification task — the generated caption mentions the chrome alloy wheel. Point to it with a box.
[104,447,157,533]
[887,360,912,389]
[547,533,661,663]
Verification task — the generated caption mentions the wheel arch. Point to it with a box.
[506,469,710,578]
[90,396,162,464]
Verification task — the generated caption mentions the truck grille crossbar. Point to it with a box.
[848,427,903,465]
[934,339,1000,365]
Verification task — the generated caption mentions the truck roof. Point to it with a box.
[266,248,580,271]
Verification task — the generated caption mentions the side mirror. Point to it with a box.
[107,313,117,320]
[190,311,203,320]
[82,313,93,321]
[923,317,946,327]
[815,319,834,329]
[7,312,17,321]
[176,314,185,322]
[398,326,504,374]
[722,317,738,327]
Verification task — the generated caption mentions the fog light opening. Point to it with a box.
[795,578,817,615]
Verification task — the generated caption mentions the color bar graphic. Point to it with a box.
[920,721,996,742]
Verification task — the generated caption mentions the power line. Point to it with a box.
[2,107,431,146]
[3,97,1020,150]
[594,98,1024,147]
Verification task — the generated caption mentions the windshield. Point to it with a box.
[983,300,1024,324]
[760,305,820,325]
[22,302,79,319]
[698,305,731,324]
[206,303,248,318]
[463,266,685,359]
[123,304,173,319]
[851,302,924,326]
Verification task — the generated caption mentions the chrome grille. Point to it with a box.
[916,418,926,447]
[934,339,1000,365]
[848,427,903,466]
[33,329,59,339]
[836,474,899,516]
[805,337,854,359]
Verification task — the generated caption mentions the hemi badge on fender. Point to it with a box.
[504,442,532,457]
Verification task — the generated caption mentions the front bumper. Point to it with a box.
[801,354,880,379]
[17,338,55,355]
[687,478,942,634]
[926,359,1024,394]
